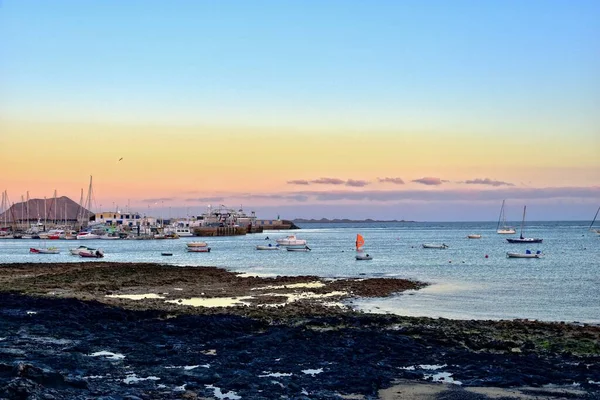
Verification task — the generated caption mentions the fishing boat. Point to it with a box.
[422,243,448,249]
[467,234,482,239]
[256,244,280,250]
[286,245,311,252]
[70,245,96,255]
[506,206,543,244]
[589,206,600,234]
[187,241,208,248]
[79,249,104,258]
[507,250,542,259]
[29,247,60,254]
[355,233,373,260]
[496,200,516,234]
[187,246,211,253]
[276,235,307,246]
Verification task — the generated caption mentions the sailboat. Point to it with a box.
[496,200,516,234]
[589,206,600,234]
[506,206,542,243]
[355,234,372,260]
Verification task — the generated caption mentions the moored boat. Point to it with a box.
[77,232,102,240]
[496,200,516,234]
[276,235,307,246]
[422,243,448,249]
[467,234,481,239]
[256,244,280,250]
[187,241,208,248]
[506,206,543,244]
[79,249,104,258]
[507,250,542,259]
[70,245,96,255]
[29,247,60,254]
[187,246,211,253]
[355,253,373,260]
[286,245,311,252]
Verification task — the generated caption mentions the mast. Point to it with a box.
[496,200,505,231]
[44,196,47,230]
[519,206,526,239]
[21,195,25,230]
[26,192,30,230]
[589,206,600,231]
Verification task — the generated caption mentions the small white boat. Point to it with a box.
[187,241,208,248]
[30,247,60,254]
[187,247,211,253]
[496,200,516,234]
[100,234,120,240]
[70,246,96,255]
[77,232,101,240]
[256,244,280,250]
[422,244,448,249]
[507,251,542,259]
[356,253,373,260]
[467,234,481,239]
[286,245,311,252]
[80,249,104,258]
[276,235,307,246]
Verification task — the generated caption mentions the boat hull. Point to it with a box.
[497,229,516,234]
[256,245,279,250]
[30,248,60,254]
[507,252,541,258]
[187,247,211,253]
[422,244,448,249]
[286,246,311,252]
[506,238,543,243]
[467,234,481,239]
[356,254,373,260]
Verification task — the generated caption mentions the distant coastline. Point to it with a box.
[293,218,415,223]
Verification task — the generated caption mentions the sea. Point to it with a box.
[1,221,598,324]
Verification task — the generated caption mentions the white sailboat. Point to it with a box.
[496,200,516,234]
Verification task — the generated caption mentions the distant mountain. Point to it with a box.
[0,196,92,224]
[293,218,415,223]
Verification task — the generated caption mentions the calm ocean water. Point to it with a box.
[1,221,598,323]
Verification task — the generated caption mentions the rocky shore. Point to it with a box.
[1,262,599,399]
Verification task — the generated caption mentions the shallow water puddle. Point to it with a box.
[123,373,160,384]
[206,384,241,399]
[166,296,253,307]
[106,293,165,300]
[89,351,126,360]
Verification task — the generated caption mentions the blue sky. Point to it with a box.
[1,1,598,221]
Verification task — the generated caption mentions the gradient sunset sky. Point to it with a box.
[1,0,598,221]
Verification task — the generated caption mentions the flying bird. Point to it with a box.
[118,157,123,161]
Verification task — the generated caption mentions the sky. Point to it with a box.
[0,0,598,221]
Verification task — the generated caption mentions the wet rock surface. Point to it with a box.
[0,263,599,399]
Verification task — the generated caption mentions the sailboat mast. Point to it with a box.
[519,206,526,238]
[497,200,505,231]
[589,206,600,230]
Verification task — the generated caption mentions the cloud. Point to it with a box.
[412,177,444,186]
[378,177,405,185]
[311,177,346,185]
[287,179,310,185]
[239,193,310,202]
[185,197,225,203]
[345,179,370,187]
[463,178,515,187]
[142,197,176,203]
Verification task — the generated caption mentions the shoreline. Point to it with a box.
[1,262,599,399]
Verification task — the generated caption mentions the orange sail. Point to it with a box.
[355,234,365,251]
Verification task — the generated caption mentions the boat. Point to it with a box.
[79,249,104,258]
[161,252,173,256]
[187,241,208,247]
[589,206,600,234]
[70,245,96,255]
[276,235,307,246]
[286,245,311,252]
[467,234,482,239]
[100,233,120,240]
[506,206,543,244]
[422,244,448,249]
[76,232,101,240]
[29,247,60,254]
[355,233,373,260]
[496,200,516,234]
[507,250,542,259]
[256,244,280,250]
[187,246,211,253]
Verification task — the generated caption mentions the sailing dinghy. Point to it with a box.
[355,234,373,260]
